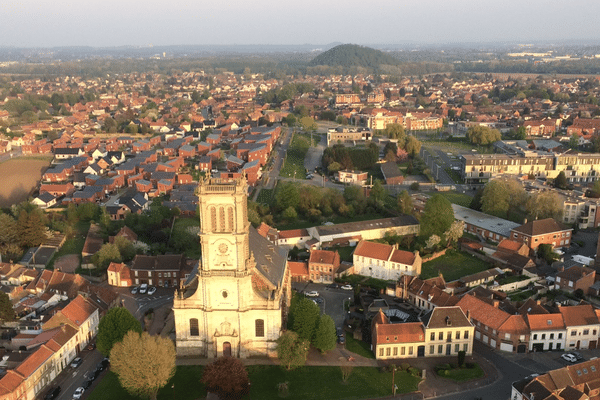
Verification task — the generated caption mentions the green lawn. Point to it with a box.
[89,365,420,400]
[436,364,484,382]
[47,220,90,269]
[332,246,355,262]
[420,250,489,282]
[437,191,473,207]
[280,133,311,179]
[345,334,376,359]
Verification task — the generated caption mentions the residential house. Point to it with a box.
[353,240,422,280]
[308,250,340,283]
[336,170,368,185]
[555,265,596,294]
[526,313,566,352]
[130,254,190,288]
[560,304,600,350]
[510,218,572,250]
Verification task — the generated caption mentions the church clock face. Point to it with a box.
[219,243,229,254]
[212,239,234,269]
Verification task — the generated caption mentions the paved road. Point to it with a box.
[293,282,354,329]
[55,348,104,400]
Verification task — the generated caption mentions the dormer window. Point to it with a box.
[547,320,552,325]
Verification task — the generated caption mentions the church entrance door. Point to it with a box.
[223,342,232,357]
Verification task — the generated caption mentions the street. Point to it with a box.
[54,347,104,400]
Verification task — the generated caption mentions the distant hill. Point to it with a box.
[309,44,398,68]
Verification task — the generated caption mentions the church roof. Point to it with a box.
[249,226,288,291]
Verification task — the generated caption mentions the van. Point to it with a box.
[139,283,148,294]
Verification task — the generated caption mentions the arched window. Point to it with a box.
[189,318,199,337]
[255,319,265,337]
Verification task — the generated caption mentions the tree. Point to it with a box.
[457,350,466,367]
[202,357,249,400]
[328,161,342,173]
[466,126,501,145]
[481,179,526,218]
[275,182,300,211]
[554,171,568,190]
[404,135,422,157]
[94,243,122,269]
[420,194,454,239]
[114,236,136,261]
[383,123,406,145]
[276,331,309,370]
[369,180,387,206]
[282,206,298,222]
[526,192,563,220]
[0,213,19,247]
[425,234,441,249]
[313,315,337,353]
[0,292,15,322]
[111,331,175,400]
[397,190,413,215]
[537,243,560,264]
[299,116,317,131]
[96,307,142,356]
[444,220,465,245]
[291,297,321,341]
[17,209,46,248]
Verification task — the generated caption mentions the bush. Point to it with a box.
[400,362,411,371]
[408,367,421,377]
[465,362,475,369]
[410,182,420,191]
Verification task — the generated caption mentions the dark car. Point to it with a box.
[327,283,340,289]
[87,342,96,351]
[43,386,61,400]
[83,378,93,390]
[570,351,584,361]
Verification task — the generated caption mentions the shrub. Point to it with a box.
[400,362,411,371]
[465,362,475,369]
[408,367,421,377]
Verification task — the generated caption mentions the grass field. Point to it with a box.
[255,188,276,206]
[88,365,420,400]
[0,156,52,208]
[421,250,489,282]
[438,191,473,207]
[436,364,484,382]
[280,133,311,179]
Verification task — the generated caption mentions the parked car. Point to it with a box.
[305,291,319,297]
[130,286,139,294]
[570,351,584,360]
[87,342,96,351]
[327,283,340,289]
[313,297,324,304]
[341,284,353,290]
[72,387,85,399]
[147,286,157,295]
[83,377,93,390]
[139,283,148,294]
[561,353,577,363]
[70,357,83,368]
[44,386,61,400]
[337,334,345,344]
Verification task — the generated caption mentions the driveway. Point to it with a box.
[293,282,354,329]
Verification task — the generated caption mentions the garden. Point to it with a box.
[420,250,489,282]
[280,133,312,179]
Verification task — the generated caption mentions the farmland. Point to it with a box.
[0,157,52,208]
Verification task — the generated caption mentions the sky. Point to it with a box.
[1,0,600,48]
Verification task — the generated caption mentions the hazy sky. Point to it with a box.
[2,0,600,48]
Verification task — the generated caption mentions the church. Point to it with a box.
[173,175,291,358]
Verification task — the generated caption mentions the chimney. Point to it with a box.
[466,310,471,320]
[493,300,500,308]
[536,300,541,305]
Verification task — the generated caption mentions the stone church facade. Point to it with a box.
[173,175,291,358]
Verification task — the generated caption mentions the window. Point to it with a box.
[583,329,589,335]
[386,347,391,356]
[558,333,563,339]
[158,273,162,278]
[430,345,435,354]
[505,333,511,340]
[464,331,469,339]
[431,332,435,341]
[463,343,468,352]
[571,330,577,336]
[401,347,405,355]
[379,348,384,356]
[189,318,199,337]
[438,345,443,354]
[541,334,546,340]
[533,334,538,340]
[556,277,561,283]
[393,347,398,356]
[439,332,443,340]
[456,331,460,339]
[255,319,265,337]
[550,333,554,339]
[408,347,413,355]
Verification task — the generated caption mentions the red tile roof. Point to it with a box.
[512,218,570,236]
[527,313,565,331]
[353,240,394,261]
[278,229,309,239]
[376,322,425,344]
[456,294,510,330]
[559,304,599,327]
[288,261,308,277]
[60,295,97,326]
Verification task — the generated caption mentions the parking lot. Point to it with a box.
[293,282,355,329]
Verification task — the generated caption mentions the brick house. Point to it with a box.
[308,250,340,283]
[353,240,422,280]
[555,265,596,294]
[510,218,572,250]
[289,261,309,282]
[130,254,190,288]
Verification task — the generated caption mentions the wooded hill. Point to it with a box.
[309,44,398,69]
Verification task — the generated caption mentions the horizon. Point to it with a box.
[2,0,600,48]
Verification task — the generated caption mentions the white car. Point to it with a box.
[70,357,82,368]
[305,291,319,297]
[72,387,85,399]
[130,286,138,294]
[147,286,157,295]
[561,353,577,363]
[139,283,148,294]
[341,284,353,290]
